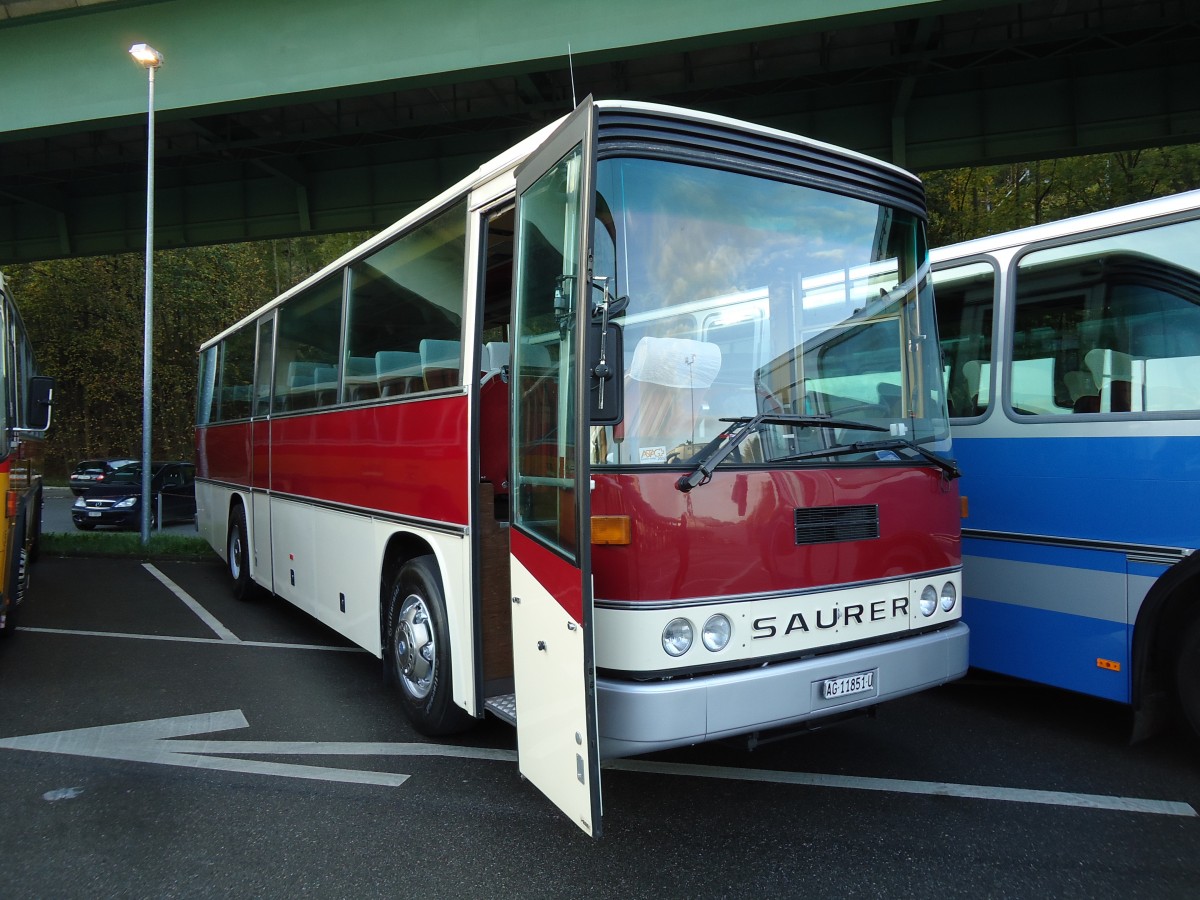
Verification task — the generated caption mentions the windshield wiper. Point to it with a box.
[776,437,962,480]
[675,413,888,493]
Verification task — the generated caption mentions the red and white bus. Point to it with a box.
[196,99,967,836]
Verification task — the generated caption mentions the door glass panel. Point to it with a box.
[220,327,256,421]
[253,317,275,417]
[512,144,583,559]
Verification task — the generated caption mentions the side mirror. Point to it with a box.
[27,375,54,431]
[587,320,623,425]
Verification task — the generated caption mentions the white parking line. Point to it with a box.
[143,563,240,642]
[607,759,1197,817]
[15,627,364,653]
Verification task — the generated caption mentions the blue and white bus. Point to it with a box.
[931,190,1200,738]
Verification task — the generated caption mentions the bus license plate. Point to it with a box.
[823,670,875,699]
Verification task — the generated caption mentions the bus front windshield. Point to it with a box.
[592,156,949,470]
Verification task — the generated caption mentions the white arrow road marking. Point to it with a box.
[0,710,421,787]
[1,711,1192,816]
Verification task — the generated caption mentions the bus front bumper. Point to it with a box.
[597,621,969,759]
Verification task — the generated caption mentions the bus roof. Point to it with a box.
[200,99,923,352]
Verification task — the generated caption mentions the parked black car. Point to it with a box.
[69,458,137,496]
[72,461,196,530]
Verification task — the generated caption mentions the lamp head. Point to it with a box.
[129,43,163,68]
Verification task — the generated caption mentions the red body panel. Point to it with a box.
[590,467,960,603]
[252,420,270,490]
[197,396,471,525]
[196,421,252,485]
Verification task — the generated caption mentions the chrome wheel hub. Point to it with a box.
[228,529,242,579]
[393,594,435,700]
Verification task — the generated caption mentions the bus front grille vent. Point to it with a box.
[794,504,880,545]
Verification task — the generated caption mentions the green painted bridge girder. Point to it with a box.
[1,0,1198,264]
[1,0,942,135]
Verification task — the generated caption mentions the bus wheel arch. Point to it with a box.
[1132,553,1200,737]
[380,538,472,736]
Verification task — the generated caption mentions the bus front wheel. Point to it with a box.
[1176,616,1200,739]
[385,556,473,736]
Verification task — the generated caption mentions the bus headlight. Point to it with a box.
[702,614,732,652]
[662,618,693,657]
[920,585,938,617]
[940,581,957,612]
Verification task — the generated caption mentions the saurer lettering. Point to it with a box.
[752,597,909,640]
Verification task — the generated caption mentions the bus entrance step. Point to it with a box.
[484,693,517,726]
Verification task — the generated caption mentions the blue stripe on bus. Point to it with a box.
[964,597,1131,703]
[954,434,1200,550]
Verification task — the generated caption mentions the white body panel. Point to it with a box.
[511,556,600,837]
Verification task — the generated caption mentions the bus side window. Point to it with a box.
[1015,244,1200,416]
[345,200,468,400]
[933,261,996,419]
[274,275,343,412]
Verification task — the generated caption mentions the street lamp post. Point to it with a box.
[129,42,163,545]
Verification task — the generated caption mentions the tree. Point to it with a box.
[923,143,1200,247]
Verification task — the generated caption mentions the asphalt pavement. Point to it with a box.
[1,553,1198,898]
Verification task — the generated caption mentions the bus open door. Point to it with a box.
[508,99,604,837]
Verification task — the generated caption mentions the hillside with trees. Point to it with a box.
[7,145,1199,476]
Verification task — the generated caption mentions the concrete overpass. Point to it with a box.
[1,0,1197,263]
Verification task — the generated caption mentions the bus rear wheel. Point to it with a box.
[385,555,473,736]
[228,505,255,601]
[1176,616,1200,738]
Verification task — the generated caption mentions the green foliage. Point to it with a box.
[923,143,1200,247]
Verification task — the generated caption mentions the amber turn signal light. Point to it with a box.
[591,515,631,545]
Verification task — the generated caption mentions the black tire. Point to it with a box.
[227,505,256,601]
[1,518,28,639]
[384,555,473,736]
[1176,616,1200,739]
